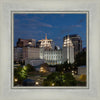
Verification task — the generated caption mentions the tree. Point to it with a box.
[42,72,77,86]
[75,51,86,66]
[56,64,64,72]
[79,74,86,82]
[56,61,73,72]
[14,66,28,85]
[25,64,35,72]
[63,61,73,72]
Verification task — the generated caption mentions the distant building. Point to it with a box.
[17,38,36,47]
[23,47,40,60]
[25,59,44,66]
[62,35,74,63]
[82,47,86,52]
[63,34,82,56]
[38,34,55,49]
[14,47,23,62]
[36,41,41,48]
[78,66,86,75]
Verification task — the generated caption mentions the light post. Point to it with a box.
[52,83,55,86]
[14,78,18,82]
[35,81,39,86]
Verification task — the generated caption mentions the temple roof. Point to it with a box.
[63,35,74,47]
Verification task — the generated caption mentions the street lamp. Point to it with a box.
[72,70,74,76]
[52,83,55,86]
[35,81,39,86]
[14,78,18,82]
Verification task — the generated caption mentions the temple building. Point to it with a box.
[39,34,74,65]
[40,48,62,65]
[39,34,62,65]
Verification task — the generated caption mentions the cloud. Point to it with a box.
[38,22,53,28]
[14,17,53,28]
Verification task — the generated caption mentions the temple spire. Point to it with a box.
[67,33,69,39]
[45,33,47,40]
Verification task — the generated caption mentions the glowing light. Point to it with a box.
[72,73,74,76]
[28,42,32,44]
[40,67,43,72]
[75,71,77,73]
[72,70,74,73]
[14,78,18,82]
[35,82,39,85]
[52,83,55,86]
[40,67,46,73]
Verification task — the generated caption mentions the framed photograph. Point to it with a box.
[0,0,100,100]
[12,11,88,88]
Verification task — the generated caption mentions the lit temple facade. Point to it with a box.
[39,34,74,65]
[63,34,82,56]
[62,35,74,63]
[38,34,54,49]
[40,48,62,65]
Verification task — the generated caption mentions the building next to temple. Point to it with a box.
[22,47,45,66]
[17,38,36,47]
[22,47,40,60]
[14,47,23,62]
[14,34,76,66]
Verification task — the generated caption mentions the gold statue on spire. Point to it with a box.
[67,33,69,38]
[45,33,47,40]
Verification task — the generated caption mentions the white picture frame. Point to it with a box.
[0,0,100,100]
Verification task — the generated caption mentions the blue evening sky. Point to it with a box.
[14,13,86,48]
